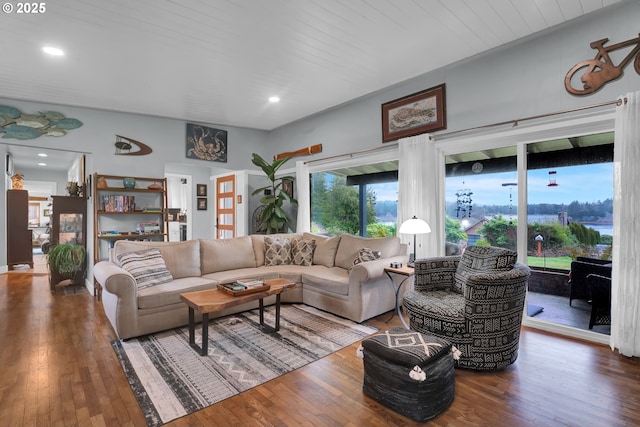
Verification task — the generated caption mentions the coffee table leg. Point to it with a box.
[201,313,209,356]
[188,307,195,346]
[259,294,282,332]
[274,294,281,331]
[188,307,209,356]
[259,298,265,325]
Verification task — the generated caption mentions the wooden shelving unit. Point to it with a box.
[93,174,169,297]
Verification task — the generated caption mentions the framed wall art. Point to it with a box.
[186,123,227,162]
[197,198,207,211]
[381,83,446,143]
[197,184,207,197]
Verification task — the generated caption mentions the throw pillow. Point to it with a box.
[352,247,382,268]
[291,238,316,266]
[117,248,174,290]
[264,236,292,266]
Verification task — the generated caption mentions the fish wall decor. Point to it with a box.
[0,105,83,140]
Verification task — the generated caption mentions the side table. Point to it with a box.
[384,266,414,329]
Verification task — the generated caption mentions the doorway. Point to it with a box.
[165,174,192,242]
[215,174,235,239]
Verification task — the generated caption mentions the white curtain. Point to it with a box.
[398,134,441,259]
[610,91,640,356]
[295,160,311,233]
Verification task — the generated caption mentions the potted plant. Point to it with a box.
[251,153,298,234]
[66,181,80,196]
[47,243,86,292]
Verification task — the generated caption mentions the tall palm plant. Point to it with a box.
[251,153,298,233]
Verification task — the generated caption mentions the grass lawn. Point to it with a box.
[527,256,572,270]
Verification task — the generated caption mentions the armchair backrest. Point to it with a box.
[454,245,518,293]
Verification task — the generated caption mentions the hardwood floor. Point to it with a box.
[1,270,639,427]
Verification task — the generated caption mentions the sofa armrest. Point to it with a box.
[349,255,409,284]
[93,261,137,297]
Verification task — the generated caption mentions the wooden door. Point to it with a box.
[215,174,235,239]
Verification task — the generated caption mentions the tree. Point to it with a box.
[315,175,377,235]
[479,216,517,250]
[445,216,468,243]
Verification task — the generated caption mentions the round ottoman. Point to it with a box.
[360,327,456,422]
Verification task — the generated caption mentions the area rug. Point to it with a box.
[527,303,544,317]
[111,304,378,427]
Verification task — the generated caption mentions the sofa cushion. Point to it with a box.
[114,240,201,279]
[264,236,292,266]
[116,248,174,290]
[334,234,401,270]
[291,238,316,266]
[304,232,341,267]
[200,236,257,274]
[137,276,217,309]
[454,245,517,293]
[302,266,350,296]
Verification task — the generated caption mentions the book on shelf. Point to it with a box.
[102,195,135,212]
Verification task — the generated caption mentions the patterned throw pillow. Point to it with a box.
[117,248,174,290]
[352,247,382,268]
[291,238,316,266]
[264,236,292,266]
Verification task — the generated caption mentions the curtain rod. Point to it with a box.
[435,97,627,139]
[304,97,627,165]
[305,142,399,165]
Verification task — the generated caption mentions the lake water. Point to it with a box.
[527,214,612,236]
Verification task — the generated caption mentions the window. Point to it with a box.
[526,133,613,270]
[445,147,518,253]
[310,161,398,237]
[443,130,614,335]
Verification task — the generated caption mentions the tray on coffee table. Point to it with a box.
[217,282,271,296]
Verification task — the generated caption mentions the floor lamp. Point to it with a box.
[399,216,431,267]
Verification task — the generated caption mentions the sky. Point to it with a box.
[334,162,614,207]
[445,163,614,206]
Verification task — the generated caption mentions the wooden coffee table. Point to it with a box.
[179,278,295,356]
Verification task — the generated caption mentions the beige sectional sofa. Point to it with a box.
[93,233,408,339]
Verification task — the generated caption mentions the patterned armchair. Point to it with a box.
[403,246,530,371]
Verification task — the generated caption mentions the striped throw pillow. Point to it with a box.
[117,248,174,290]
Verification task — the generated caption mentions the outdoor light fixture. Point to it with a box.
[399,216,431,267]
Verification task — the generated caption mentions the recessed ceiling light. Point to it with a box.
[268,96,280,103]
[42,46,64,56]
[38,153,47,157]
[38,162,47,166]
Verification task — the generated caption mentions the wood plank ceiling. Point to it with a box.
[0,0,624,134]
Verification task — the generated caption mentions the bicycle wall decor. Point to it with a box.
[565,33,640,96]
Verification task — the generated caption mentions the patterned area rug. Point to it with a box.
[112,304,377,427]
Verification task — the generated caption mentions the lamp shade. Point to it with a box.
[399,216,431,235]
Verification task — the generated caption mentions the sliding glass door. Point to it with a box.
[443,131,613,336]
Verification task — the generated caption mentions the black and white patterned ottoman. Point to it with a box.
[359,327,456,422]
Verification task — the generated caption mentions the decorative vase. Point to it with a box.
[123,177,136,189]
[97,176,108,189]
